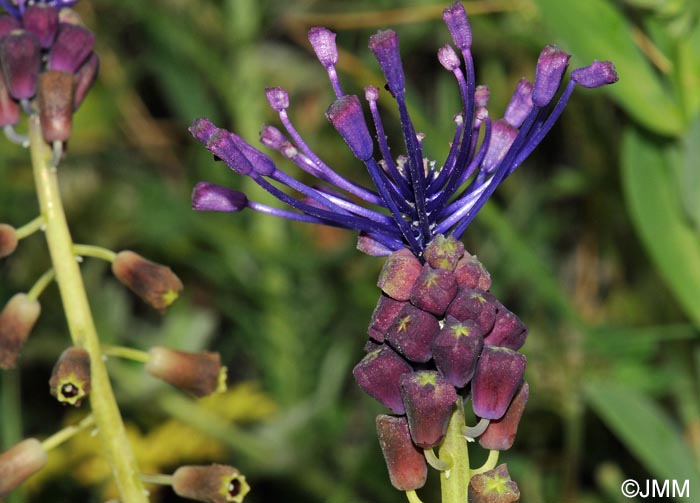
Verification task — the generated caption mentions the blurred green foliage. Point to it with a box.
[1,0,699,502]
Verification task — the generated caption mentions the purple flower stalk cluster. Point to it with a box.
[0,0,98,143]
[190,1,617,259]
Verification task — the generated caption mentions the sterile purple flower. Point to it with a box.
[190,1,617,259]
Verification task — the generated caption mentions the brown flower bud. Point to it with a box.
[353,346,412,414]
[409,263,458,316]
[454,252,491,290]
[0,438,48,498]
[0,223,18,258]
[479,382,529,451]
[38,70,74,142]
[468,464,520,503]
[445,287,497,333]
[172,464,250,503]
[368,294,406,343]
[145,346,227,398]
[0,74,19,126]
[112,250,183,313]
[471,346,526,420]
[423,234,465,270]
[377,248,422,301]
[385,303,440,363]
[400,371,457,448]
[376,414,427,491]
[49,347,91,406]
[0,293,41,369]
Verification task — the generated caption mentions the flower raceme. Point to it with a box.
[190,1,617,259]
[0,0,98,143]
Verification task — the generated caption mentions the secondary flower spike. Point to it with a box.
[190,1,617,258]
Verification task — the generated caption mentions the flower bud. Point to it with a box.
[192,182,248,213]
[376,415,427,491]
[0,30,41,99]
[368,30,405,96]
[377,248,422,302]
[504,78,533,128]
[482,119,518,174]
[353,346,412,414]
[445,287,497,333]
[368,294,406,343]
[432,316,484,388]
[468,464,520,503]
[471,346,526,420]
[356,233,393,256]
[400,371,457,448]
[48,23,95,73]
[38,70,74,142]
[385,303,440,363]
[308,27,338,68]
[49,347,91,406]
[0,438,48,498]
[479,382,529,451]
[423,234,465,271]
[22,4,59,48]
[484,305,528,351]
[172,464,250,503]
[532,45,570,107]
[265,86,289,111]
[73,51,98,110]
[0,223,18,258]
[326,95,374,161]
[146,346,227,398]
[409,263,458,316]
[0,73,20,126]
[0,14,20,37]
[443,1,472,50]
[454,252,491,290]
[112,250,183,313]
[571,60,618,88]
[0,293,41,369]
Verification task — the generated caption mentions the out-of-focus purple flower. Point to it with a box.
[191,1,617,259]
[0,0,97,143]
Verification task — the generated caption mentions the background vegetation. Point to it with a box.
[1,0,699,502]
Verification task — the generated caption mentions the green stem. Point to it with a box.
[28,116,148,503]
[14,215,44,240]
[73,243,117,263]
[405,489,425,503]
[139,474,174,486]
[439,403,470,503]
[42,415,95,451]
[26,268,55,301]
[102,344,151,363]
[470,450,499,476]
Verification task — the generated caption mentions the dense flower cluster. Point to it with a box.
[190,2,617,259]
[0,0,98,143]
[359,235,528,490]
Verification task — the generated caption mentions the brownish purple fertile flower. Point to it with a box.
[376,414,427,491]
[112,250,183,313]
[172,464,250,503]
[431,316,484,388]
[376,248,422,301]
[446,287,497,333]
[469,463,520,503]
[471,345,526,420]
[479,381,529,451]
[409,263,458,316]
[400,371,457,448]
[353,346,412,414]
[49,346,91,406]
[145,346,227,398]
[367,294,407,343]
[0,293,41,369]
[385,303,440,363]
[0,222,18,258]
[0,438,48,498]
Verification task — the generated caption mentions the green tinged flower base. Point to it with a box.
[28,117,148,503]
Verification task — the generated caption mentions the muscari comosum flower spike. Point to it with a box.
[190,1,617,259]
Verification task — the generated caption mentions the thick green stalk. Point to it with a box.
[28,116,148,503]
[439,403,470,503]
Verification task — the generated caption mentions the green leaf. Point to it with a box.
[622,127,700,328]
[671,116,700,230]
[532,0,685,136]
[585,380,700,498]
